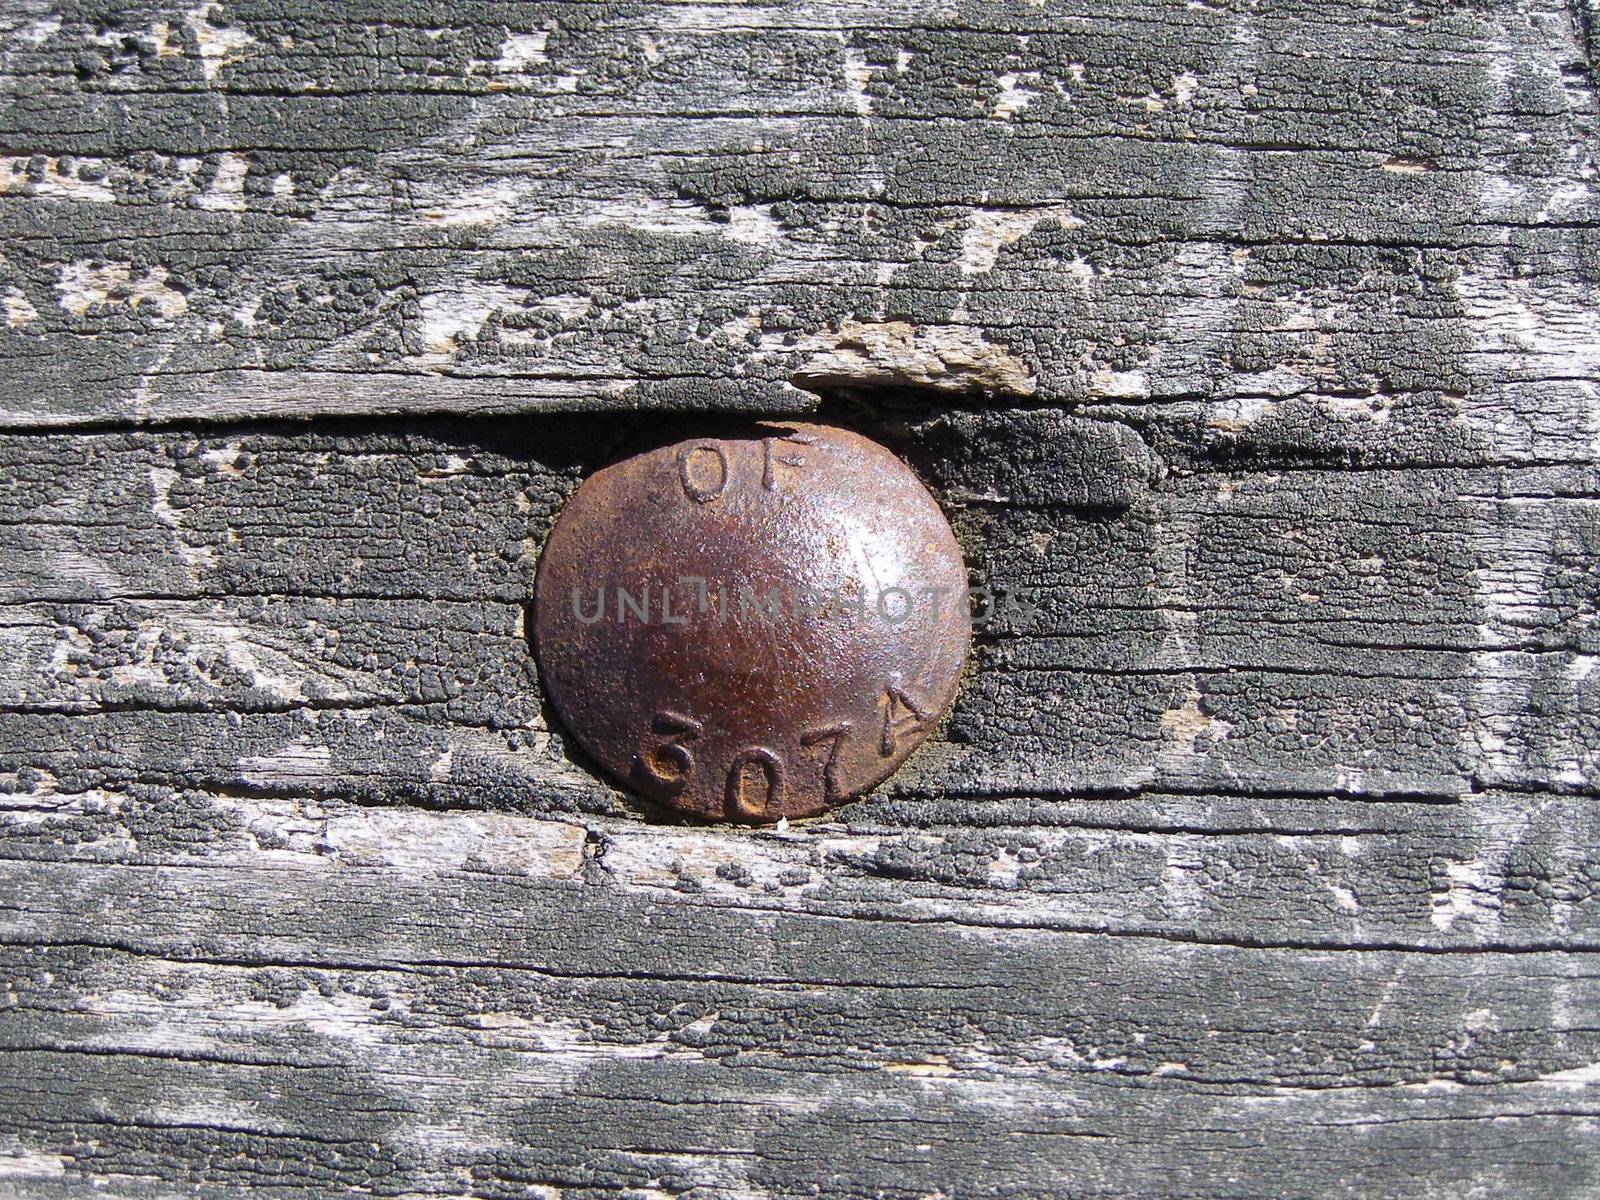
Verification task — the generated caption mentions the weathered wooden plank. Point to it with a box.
[3,1043,1594,1200]
[2,416,1595,1190]
[0,385,1594,1196]
[1,815,1599,1197]
[3,785,1599,952]
[0,0,1595,449]
[2,421,1595,804]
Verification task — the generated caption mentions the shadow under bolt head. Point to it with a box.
[532,421,971,823]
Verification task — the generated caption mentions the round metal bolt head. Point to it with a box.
[533,421,970,822]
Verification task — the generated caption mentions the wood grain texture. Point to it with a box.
[2,1,1600,1197]
[0,0,1594,444]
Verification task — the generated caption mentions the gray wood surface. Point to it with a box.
[3,1,1600,1197]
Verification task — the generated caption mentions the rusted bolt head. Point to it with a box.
[533,421,970,823]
